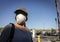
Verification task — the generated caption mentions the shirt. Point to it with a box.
[12,27,32,42]
[0,24,33,42]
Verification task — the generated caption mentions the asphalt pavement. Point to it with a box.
[40,36,60,42]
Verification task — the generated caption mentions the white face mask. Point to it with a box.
[16,14,26,24]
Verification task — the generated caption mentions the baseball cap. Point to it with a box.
[14,8,28,16]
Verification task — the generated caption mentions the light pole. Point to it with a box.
[55,0,60,40]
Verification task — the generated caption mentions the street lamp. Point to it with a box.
[55,0,60,40]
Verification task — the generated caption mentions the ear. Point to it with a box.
[26,16,28,21]
[15,16,16,20]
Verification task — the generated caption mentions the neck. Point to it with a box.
[15,23,26,30]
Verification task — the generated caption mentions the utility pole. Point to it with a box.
[55,0,60,40]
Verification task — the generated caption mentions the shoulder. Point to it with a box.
[3,23,12,32]
[26,27,30,32]
[0,24,12,37]
[4,23,12,28]
[26,27,32,34]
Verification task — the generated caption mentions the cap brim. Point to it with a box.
[14,10,28,16]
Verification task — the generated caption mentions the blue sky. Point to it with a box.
[0,0,60,29]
